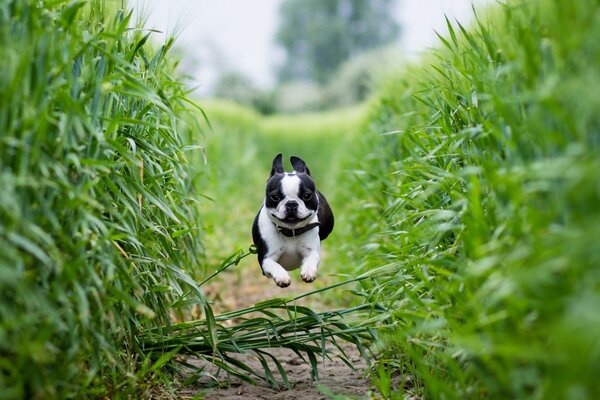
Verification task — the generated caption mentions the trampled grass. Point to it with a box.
[343,0,600,398]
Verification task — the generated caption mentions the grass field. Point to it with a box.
[2,0,599,398]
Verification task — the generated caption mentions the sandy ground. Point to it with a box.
[178,263,373,399]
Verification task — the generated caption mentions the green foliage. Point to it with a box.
[345,0,600,398]
[171,99,378,391]
[212,71,276,114]
[7,0,599,397]
[276,0,400,84]
[211,46,400,115]
[268,47,401,114]
[271,81,325,114]
[323,46,402,108]
[0,1,203,396]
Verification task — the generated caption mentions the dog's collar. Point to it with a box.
[274,222,320,237]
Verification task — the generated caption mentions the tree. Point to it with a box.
[212,71,275,114]
[276,0,400,84]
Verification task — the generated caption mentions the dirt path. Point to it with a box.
[180,263,372,399]
[199,346,368,400]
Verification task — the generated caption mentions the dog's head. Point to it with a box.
[264,154,318,227]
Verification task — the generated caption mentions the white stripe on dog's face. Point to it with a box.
[281,173,300,198]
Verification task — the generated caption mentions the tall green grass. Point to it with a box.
[345,0,600,398]
[0,1,204,396]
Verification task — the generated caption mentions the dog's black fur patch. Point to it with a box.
[316,191,333,240]
[252,208,268,268]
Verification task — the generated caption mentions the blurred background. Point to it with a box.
[135,0,490,114]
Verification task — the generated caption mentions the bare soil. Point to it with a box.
[181,344,369,400]
[178,264,373,399]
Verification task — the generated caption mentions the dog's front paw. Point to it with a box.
[300,266,317,283]
[263,260,292,288]
[270,269,291,287]
[274,274,291,288]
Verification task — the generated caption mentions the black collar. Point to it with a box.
[274,222,320,237]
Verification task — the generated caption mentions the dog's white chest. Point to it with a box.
[258,207,319,271]
[277,238,316,270]
[277,245,303,270]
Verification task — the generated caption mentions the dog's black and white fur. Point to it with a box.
[252,154,334,287]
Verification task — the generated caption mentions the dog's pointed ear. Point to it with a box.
[270,153,284,177]
[290,156,310,176]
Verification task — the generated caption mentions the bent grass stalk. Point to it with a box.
[144,247,384,389]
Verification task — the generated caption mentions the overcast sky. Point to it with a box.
[133,0,491,95]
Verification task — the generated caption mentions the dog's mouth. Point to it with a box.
[270,213,310,225]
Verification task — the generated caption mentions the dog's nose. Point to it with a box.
[286,201,298,211]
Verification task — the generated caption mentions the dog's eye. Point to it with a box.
[302,192,313,201]
[270,193,281,202]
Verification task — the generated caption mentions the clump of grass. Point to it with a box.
[0,1,203,397]
[343,0,600,398]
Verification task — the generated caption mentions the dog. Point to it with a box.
[252,154,334,287]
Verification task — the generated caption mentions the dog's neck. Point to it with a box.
[273,222,320,237]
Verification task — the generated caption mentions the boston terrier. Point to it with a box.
[252,154,334,287]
